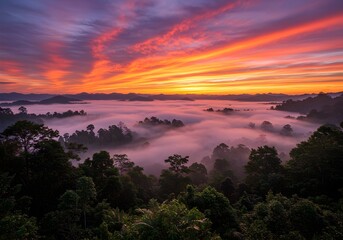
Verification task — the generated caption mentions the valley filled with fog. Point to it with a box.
[19,100,319,174]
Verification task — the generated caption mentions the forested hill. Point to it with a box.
[273,93,343,124]
[0,95,83,106]
[1,120,343,239]
[0,106,86,131]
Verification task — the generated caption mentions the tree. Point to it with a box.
[241,193,333,240]
[18,106,27,115]
[113,154,134,174]
[86,124,95,132]
[41,190,82,239]
[127,166,156,203]
[159,170,191,199]
[90,151,114,173]
[0,214,38,240]
[123,199,216,240]
[286,124,343,198]
[27,139,75,217]
[260,121,274,132]
[290,200,324,239]
[0,107,13,115]
[211,143,230,161]
[114,175,138,210]
[220,177,235,199]
[280,124,293,136]
[1,121,59,178]
[76,177,96,229]
[182,186,237,238]
[165,154,190,174]
[159,154,191,199]
[245,146,284,195]
[188,162,208,186]
[80,151,123,208]
[0,173,38,240]
[210,158,235,189]
[2,120,59,154]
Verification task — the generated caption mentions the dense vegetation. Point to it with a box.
[0,106,86,131]
[62,123,133,148]
[0,95,83,106]
[273,93,343,124]
[137,116,185,128]
[247,121,294,136]
[1,120,343,239]
[205,107,234,114]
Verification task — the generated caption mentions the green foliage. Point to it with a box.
[0,173,18,216]
[210,158,235,189]
[0,214,38,240]
[241,193,342,240]
[113,154,134,174]
[165,154,190,174]
[115,175,138,210]
[41,190,82,239]
[58,190,80,210]
[77,176,97,229]
[245,146,284,195]
[286,125,343,198]
[289,200,324,239]
[220,177,235,199]
[2,120,59,154]
[77,176,97,208]
[0,173,39,240]
[138,116,185,128]
[29,139,76,216]
[127,166,156,203]
[188,162,208,186]
[159,169,191,199]
[68,123,132,147]
[158,154,191,199]
[80,151,121,206]
[182,186,237,238]
[1,121,343,239]
[122,199,217,240]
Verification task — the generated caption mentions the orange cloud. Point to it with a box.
[84,11,343,94]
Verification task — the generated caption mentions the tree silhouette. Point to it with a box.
[165,154,190,174]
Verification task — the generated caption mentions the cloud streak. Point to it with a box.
[0,0,343,94]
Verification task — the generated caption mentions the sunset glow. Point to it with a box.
[1,0,343,94]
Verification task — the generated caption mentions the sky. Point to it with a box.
[0,0,343,94]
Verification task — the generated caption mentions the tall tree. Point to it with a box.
[245,146,284,195]
[286,124,343,198]
[1,120,58,178]
[165,154,190,174]
[76,177,96,229]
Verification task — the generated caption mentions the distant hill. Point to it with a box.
[128,95,154,101]
[39,95,82,104]
[0,95,83,106]
[1,91,342,102]
[0,107,86,131]
[273,93,333,114]
[0,92,53,101]
[180,97,194,101]
[231,93,310,102]
[273,93,343,124]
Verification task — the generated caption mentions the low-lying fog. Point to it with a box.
[23,100,319,174]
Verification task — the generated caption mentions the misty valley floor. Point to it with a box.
[11,100,319,174]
